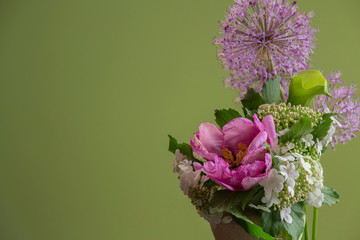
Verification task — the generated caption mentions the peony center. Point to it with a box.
[222,143,248,169]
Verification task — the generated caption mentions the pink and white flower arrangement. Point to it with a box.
[168,1,359,240]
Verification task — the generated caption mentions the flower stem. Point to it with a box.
[312,207,319,240]
[303,206,309,240]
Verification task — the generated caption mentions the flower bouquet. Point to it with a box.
[168,1,360,240]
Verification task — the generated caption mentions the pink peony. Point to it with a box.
[191,114,277,191]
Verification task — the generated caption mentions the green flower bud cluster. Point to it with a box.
[256,103,322,131]
[288,140,320,161]
[188,185,217,215]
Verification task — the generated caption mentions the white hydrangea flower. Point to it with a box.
[280,142,295,154]
[280,207,293,224]
[279,163,299,188]
[322,125,336,147]
[324,107,342,127]
[260,169,284,207]
[307,187,324,208]
[261,191,281,208]
[299,157,312,174]
[301,134,315,147]
[279,163,299,196]
[276,153,295,162]
[173,149,187,173]
[290,152,304,159]
[315,139,323,155]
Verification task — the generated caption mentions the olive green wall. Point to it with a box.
[0,0,359,239]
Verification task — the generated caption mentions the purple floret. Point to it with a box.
[315,71,360,148]
[215,0,317,100]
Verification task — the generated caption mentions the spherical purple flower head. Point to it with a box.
[314,71,360,148]
[215,0,318,100]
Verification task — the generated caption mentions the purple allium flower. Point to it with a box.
[314,71,360,148]
[215,0,318,100]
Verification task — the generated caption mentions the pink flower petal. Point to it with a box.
[223,118,258,153]
[190,122,224,160]
[253,114,264,131]
[262,115,277,148]
[247,131,268,152]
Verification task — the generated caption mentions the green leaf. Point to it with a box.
[311,118,332,141]
[283,202,305,240]
[168,135,196,162]
[262,75,282,104]
[214,108,241,128]
[279,116,313,143]
[241,186,261,210]
[209,189,256,212]
[261,209,283,237]
[312,113,338,141]
[241,88,265,111]
[322,186,340,206]
[229,206,277,240]
[287,70,331,106]
[244,108,254,120]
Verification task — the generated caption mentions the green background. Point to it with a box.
[0,0,359,239]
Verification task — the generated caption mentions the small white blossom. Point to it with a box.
[280,207,293,224]
[280,142,295,154]
[276,153,295,162]
[179,170,201,195]
[173,149,187,173]
[291,152,304,159]
[278,128,289,137]
[260,169,284,207]
[177,159,193,175]
[307,187,324,208]
[301,134,315,147]
[324,108,342,127]
[279,163,299,195]
[315,139,323,155]
[261,191,281,208]
[299,158,312,174]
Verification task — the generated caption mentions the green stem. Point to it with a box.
[303,206,309,240]
[312,207,319,240]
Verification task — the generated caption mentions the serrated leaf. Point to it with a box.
[261,209,283,237]
[210,190,251,212]
[311,117,332,141]
[214,108,241,128]
[262,75,282,104]
[241,88,265,111]
[244,108,254,120]
[229,206,276,240]
[283,202,305,240]
[287,70,331,106]
[168,135,197,162]
[322,186,340,206]
[279,116,313,143]
[241,186,261,210]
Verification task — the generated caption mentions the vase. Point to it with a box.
[210,209,304,240]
